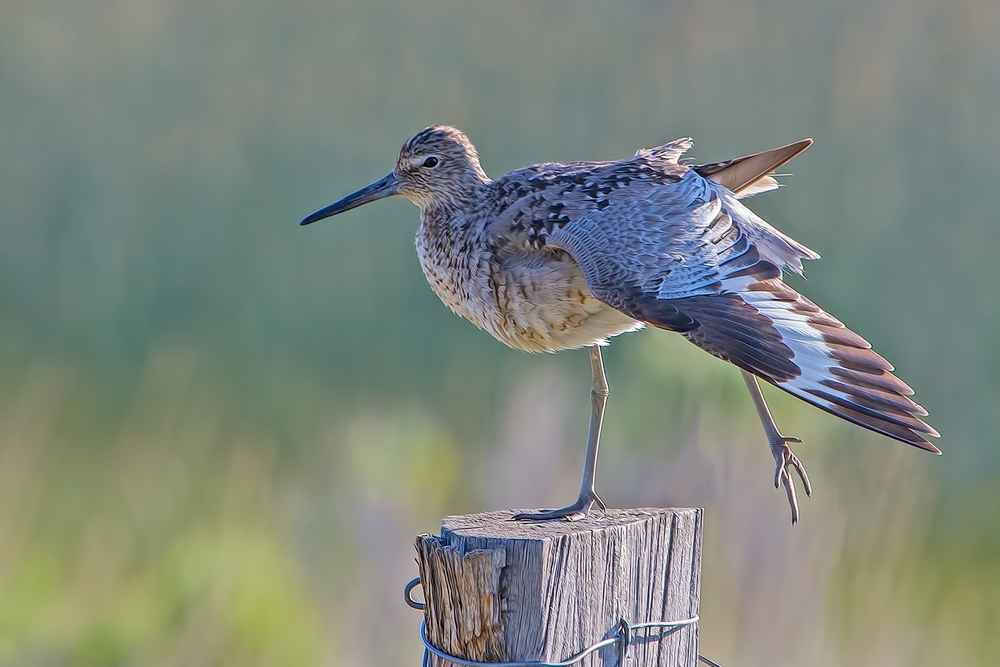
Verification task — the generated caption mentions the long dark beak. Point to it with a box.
[300,172,401,226]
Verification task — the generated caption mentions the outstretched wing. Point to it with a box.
[547,166,939,452]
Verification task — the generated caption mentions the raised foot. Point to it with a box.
[512,492,606,522]
[771,435,812,525]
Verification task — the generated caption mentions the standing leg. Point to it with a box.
[741,370,812,524]
[514,345,609,521]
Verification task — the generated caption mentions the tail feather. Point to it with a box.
[694,138,813,198]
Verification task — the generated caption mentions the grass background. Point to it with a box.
[1,0,999,664]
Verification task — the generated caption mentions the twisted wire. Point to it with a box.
[405,577,723,667]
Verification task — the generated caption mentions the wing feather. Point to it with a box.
[546,142,938,451]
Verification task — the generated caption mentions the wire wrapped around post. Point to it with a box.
[405,576,721,667]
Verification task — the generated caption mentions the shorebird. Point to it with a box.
[301,126,939,523]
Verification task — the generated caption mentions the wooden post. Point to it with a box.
[415,508,702,667]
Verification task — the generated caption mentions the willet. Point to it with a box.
[301,126,939,523]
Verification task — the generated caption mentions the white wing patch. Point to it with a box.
[738,282,939,451]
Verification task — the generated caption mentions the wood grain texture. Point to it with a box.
[417,535,507,666]
[416,508,702,667]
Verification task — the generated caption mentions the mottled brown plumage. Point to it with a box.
[302,126,939,523]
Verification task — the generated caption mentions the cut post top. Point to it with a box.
[441,508,701,542]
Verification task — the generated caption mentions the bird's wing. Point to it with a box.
[490,137,819,273]
[546,169,938,451]
[693,138,813,199]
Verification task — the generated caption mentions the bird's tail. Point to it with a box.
[735,279,940,452]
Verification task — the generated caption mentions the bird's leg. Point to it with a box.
[740,370,812,524]
[514,346,609,522]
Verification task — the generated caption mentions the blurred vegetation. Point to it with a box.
[1,0,999,665]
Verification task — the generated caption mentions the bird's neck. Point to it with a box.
[418,179,491,220]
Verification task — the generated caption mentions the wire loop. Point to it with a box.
[404,576,426,610]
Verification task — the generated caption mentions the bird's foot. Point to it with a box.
[512,491,606,522]
[770,435,812,524]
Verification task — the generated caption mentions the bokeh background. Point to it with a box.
[2,0,999,665]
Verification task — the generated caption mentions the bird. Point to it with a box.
[301,126,939,524]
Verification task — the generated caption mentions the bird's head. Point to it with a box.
[300,126,489,226]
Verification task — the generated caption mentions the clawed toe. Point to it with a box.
[512,495,598,522]
[592,491,607,511]
[771,436,811,524]
[512,508,586,522]
[741,371,814,525]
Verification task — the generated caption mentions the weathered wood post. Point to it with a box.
[414,508,703,667]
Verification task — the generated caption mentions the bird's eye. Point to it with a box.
[422,156,439,168]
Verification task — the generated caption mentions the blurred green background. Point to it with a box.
[2,0,999,665]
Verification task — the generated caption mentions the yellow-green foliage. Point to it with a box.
[1,0,999,665]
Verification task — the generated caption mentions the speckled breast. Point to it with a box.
[416,224,641,353]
